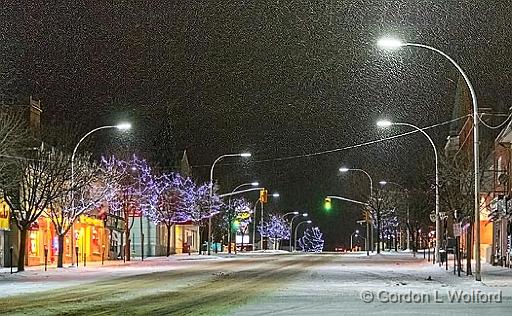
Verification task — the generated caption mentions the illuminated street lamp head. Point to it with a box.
[116,122,132,130]
[355,229,359,234]
[339,167,349,172]
[306,220,312,224]
[240,152,252,157]
[292,211,299,215]
[251,182,260,186]
[272,192,280,198]
[379,180,387,186]
[376,120,393,128]
[377,37,404,49]
[302,213,308,217]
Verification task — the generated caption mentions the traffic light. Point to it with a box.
[232,220,240,231]
[362,210,370,222]
[324,197,332,211]
[260,189,268,203]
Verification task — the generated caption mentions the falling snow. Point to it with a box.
[1,1,511,247]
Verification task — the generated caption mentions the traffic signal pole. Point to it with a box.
[327,195,373,255]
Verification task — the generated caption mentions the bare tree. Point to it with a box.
[0,109,27,174]
[0,145,70,271]
[405,187,433,252]
[440,134,496,275]
[45,154,111,268]
[368,189,395,254]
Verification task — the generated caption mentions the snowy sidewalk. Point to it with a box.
[0,253,231,274]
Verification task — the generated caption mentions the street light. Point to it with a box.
[227,181,259,254]
[339,167,373,196]
[377,120,440,263]
[70,122,132,266]
[350,230,360,251]
[289,213,308,251]
[377,37,481,281]
[251,191,279,251]
[208,152,252,255]
[294,220,312,252]
[339,166,373,254]
[380,180,410,250]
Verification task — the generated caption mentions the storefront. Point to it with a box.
[0,199,9,267]
[75,215,108,264]
[25,214,108,266]
[156,223,199,255]
[104,214,124,259]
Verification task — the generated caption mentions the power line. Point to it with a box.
[478,112,512,130]
[191,115,470,168]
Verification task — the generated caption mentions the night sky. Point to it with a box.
[2,1,511,248]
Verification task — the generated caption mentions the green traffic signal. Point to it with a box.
[231,220,240,231]
[324,197,332,211]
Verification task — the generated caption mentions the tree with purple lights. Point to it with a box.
[194,182,223,221]
[380,208,399,251]
[102,155,153,261]
[258,214,290,250]
[194,182,224,252]
[299,227,324,252]
[145,172,196,256]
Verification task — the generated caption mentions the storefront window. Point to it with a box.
[28,231,38,256]
[91,227,100,254]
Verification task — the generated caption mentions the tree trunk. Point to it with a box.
[241,230,244,252]
[17,227,28,272]
[124,230,131,261]
[166,224,171,257]
[198,224,203,254]
[466,223,473,275]
[411,229,417,252]
[376,216,381,254]
[124,213,131,261]
[57,234,65,268]
[394,229,398,252]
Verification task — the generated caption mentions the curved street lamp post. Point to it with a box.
[227,182,259,254]
[294,220,312,252]
[380,180,410,251]
[339,167,373,255]
[287,212,308,252]
[377,120,440,263]
[208,153,251,255]
[70,123,132,265]
[378,38,481,280]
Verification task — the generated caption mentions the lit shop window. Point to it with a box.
[29,231,38,256]
[65,236,70,256]
[53,236,59,252]
[92,227,100,253]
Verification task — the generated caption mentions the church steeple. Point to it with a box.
[180,149,192,177]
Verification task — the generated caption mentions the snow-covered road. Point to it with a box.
[234,252,512,315]
[0,252,511,315]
